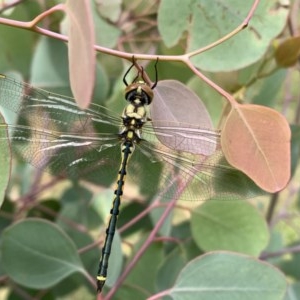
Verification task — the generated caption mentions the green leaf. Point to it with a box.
[156,245,187,291]
[0,5,35,76]
[192,0,288,71]
[0,112,11,208]
[169,252,287,300]
[92,3,121,48]
[191,201,269,256]
[286,282,300,300]
[105,231,123,288]
[114,285,149,300]
[7,289,55,300]
[58,185,98,229]
[0,200,14,238]
[27,199,61,221]
[1,219,86,289]
[95,0,122,23]
[248,69,287,106]
[149,194,173,237]
[93,62,110,104]
[187,75,224,128]
[158,0,193,47]
[158,0,289,71]
[279,241,300,280]
[54,281,95,300]
[124,239,164,293]
[30,36,71,96]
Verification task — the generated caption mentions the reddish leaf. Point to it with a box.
[65,0,96,109]
[221,104,291,193]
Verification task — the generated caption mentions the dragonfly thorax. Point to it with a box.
[122,103,147,123]
[120,102,148,143]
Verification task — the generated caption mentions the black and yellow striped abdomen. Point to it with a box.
[97,140,133,292]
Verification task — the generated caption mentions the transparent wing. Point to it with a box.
[152,80,217,156]
[130,123,261,202]
[0,74,262,201]
[0,75,122,185]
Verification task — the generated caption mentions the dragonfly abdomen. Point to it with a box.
[97,140,133,292]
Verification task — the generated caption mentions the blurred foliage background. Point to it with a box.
[0,1,299,299]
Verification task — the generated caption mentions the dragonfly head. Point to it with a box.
[124,81,154,105]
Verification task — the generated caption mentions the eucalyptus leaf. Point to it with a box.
[191,201,269,256]
[1,219,86,289]
[158,0,289,71]
[169,252,287,300]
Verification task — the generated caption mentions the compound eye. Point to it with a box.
[125,90,136,102]
[125,90,151,105]
[141,91,152,105]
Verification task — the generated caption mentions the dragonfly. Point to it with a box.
[0,61,259,292]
